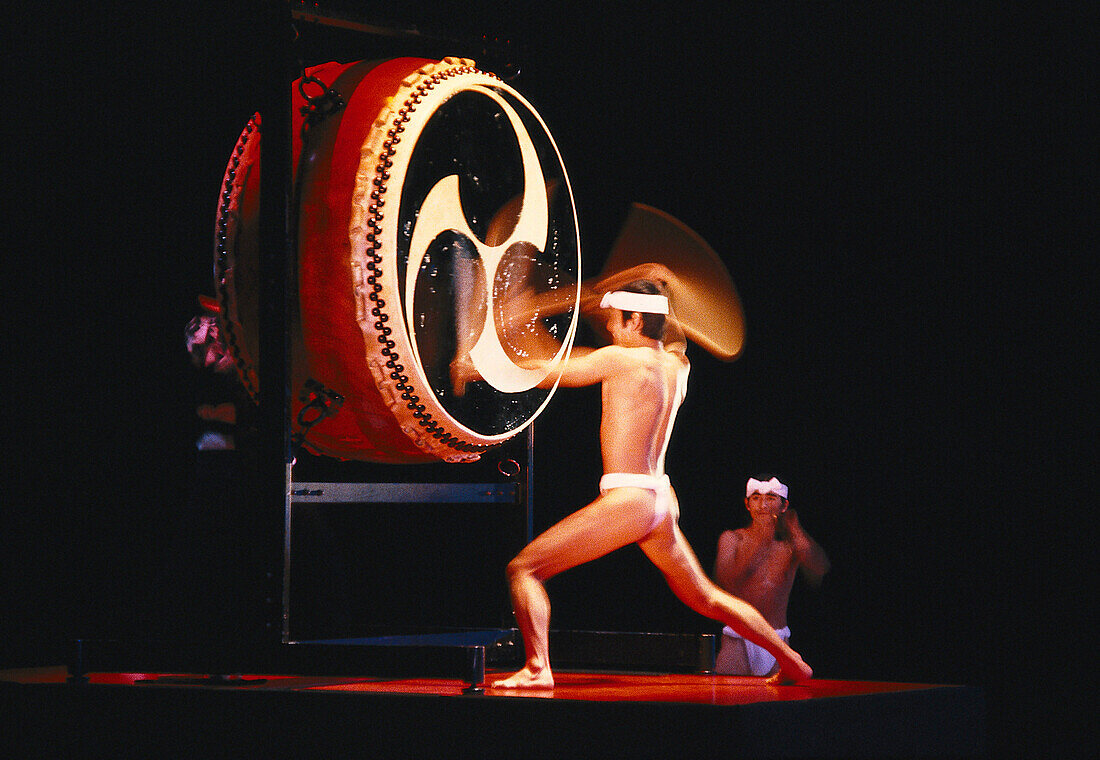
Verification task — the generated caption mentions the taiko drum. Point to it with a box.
[214,57,581,462]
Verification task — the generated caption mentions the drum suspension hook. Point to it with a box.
[297,65,345,140]
[291,378,345,454]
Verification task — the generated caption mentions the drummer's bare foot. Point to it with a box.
[491,666,554,689]
[767,656,812,685]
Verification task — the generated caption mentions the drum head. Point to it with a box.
[215,58,581,462]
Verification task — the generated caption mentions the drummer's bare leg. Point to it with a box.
[492,488,656,689]
[638,520,813,683]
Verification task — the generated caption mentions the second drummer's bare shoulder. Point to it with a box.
[718,528,747,551]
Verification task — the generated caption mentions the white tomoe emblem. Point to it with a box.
[404,84,569,393]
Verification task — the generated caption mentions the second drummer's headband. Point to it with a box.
[600,290,669,315]
[746,477,788,499]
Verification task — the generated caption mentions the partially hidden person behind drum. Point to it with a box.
[712,475,830,676]
[489,278,814,689]
[165,295,260,637]
[186,295,245,453]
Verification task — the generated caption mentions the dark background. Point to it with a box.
[3,1,1089,756]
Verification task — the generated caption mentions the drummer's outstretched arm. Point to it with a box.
[522,344,622,389]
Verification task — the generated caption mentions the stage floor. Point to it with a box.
[3,666,985,757]
[2,664,949,701]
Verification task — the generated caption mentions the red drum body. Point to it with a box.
[215,58,580,462]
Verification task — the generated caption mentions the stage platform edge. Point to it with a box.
[2,666,985,758]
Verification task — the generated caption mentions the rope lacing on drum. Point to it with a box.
[214,115,260,402]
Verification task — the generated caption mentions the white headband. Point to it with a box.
[746,477,788,499]
[600,290,669,315]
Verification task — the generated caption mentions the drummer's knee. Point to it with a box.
[674,582,724,620]
[506,554,541,583]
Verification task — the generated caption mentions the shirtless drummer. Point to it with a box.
[713,476,830,676]
[491,280,814,688]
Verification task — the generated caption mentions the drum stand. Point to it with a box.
[64,4,523,694]
[251,4,537,692]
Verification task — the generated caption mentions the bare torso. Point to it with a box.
[716,528,798,628]
[598,346,686,476]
